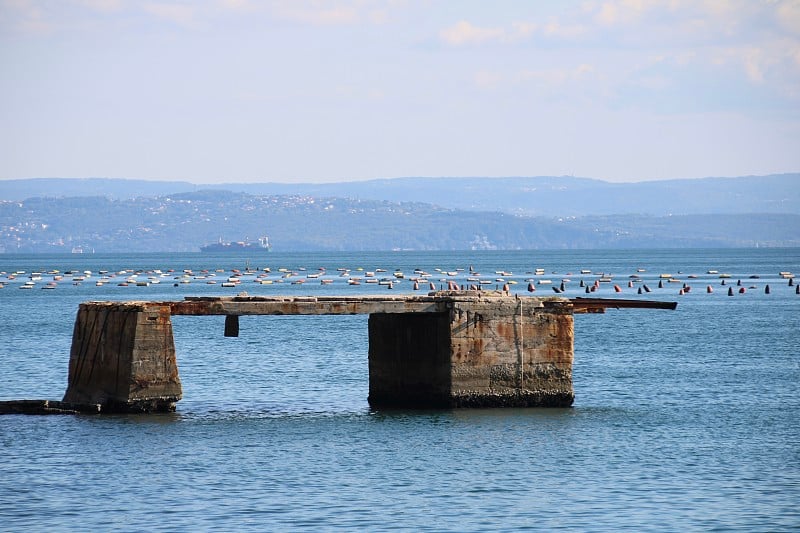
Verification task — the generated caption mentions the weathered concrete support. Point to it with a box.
[368,295,574,408]
[368,312,452,407]
[62,302,182,412]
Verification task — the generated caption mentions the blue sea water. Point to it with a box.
[1,249,798,531]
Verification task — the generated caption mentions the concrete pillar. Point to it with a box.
[368,295,574,408]
[448,297,573,407]
[62,302,182,412]
[368,312,452,407]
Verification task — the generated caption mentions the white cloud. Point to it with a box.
[777,0,800,35]
[440,17,588,46]
[473,70,504,89]
[143,2,197,27]
[275,5,358,25]
[440,20,505,45]
[78,0,124,12]
[1,0,52,33]
[518,64,597,87]
[542,19,586,38]
[264,0,405,26]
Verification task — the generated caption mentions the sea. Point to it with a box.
[1,248,798,531]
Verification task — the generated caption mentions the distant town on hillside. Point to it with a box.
[0,175,797,253]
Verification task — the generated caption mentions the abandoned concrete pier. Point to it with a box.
[48,291,676,413]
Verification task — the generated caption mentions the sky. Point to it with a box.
[1,0,799,184]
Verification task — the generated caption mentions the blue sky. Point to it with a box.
[1,0,798,184]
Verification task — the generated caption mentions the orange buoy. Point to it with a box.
[707,285,713,293]
[679,289,684,295]
[739,287,746,294]
[614,284,622,293]
[683,285,691,293]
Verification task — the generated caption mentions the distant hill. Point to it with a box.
[1,174,797,216]
[1,191,797,253]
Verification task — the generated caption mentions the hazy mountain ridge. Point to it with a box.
[1,191,797,253]
[2,174,797,216]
